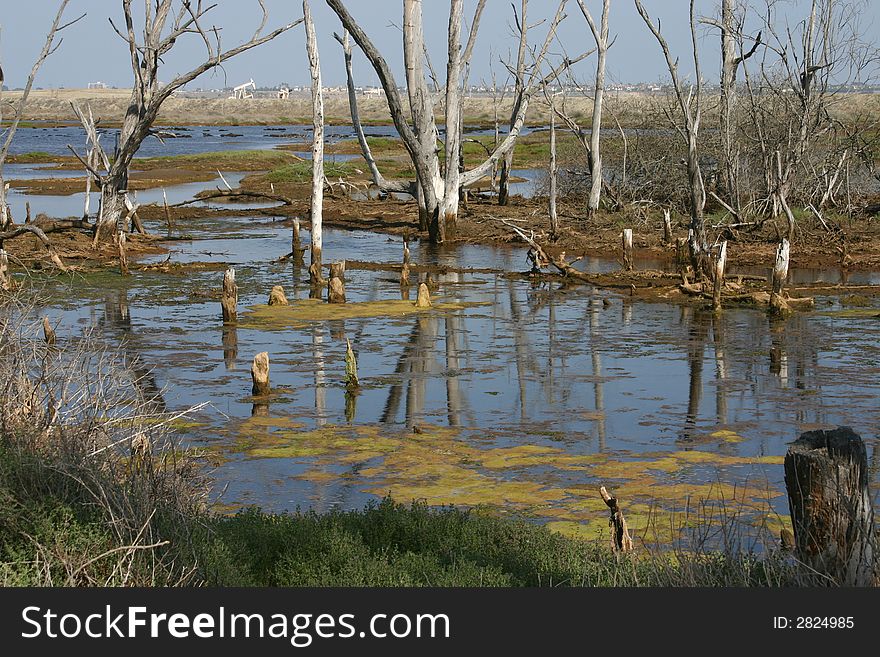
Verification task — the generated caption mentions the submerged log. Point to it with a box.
[622,228,634,271]
[251,352,271,396]
[415,282,432,308]
[221,268,238,323]
[268,285,289,306]
[784,427,878,586]
[600,486,633,553]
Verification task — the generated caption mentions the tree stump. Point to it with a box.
[415,282,431,308]
[622,228,633,271]
[117,231,129,276]
[268,285,289,306]
[42,317,56,346]
[345,338,359,390]
[308,262,323,290]
[600,486,633,553]
[329,261,346,282]
[712,240,727,314]
[662,208,673,245]
[221,268,238,323]
[675,237,689,272]
[400,262,410,286]
[769,238,791,316]
[784,427,878,586]
[328,276,346,304]
[251,352,270,396]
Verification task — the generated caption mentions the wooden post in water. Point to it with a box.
[345,338,359,390]
[42,317,56,346]
[415,282,432,308]
[769,238,791,316]
[269,285,289,306]
[600,486,633,553]
[662,208,673,245]
[251,352,271,396]
[622,228,634,271]
[712,241,727,314]
[117,231,129,276]
[221,267,238,323]
[328,262,346,303]
[784,427,878,586]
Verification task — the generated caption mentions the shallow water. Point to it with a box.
[7,128,880,546]
[26,199,880,545]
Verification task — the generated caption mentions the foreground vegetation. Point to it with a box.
[0,306,812,588]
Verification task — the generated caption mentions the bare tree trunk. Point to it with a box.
[499,0,529,206]
[440,0,464,241]
[548,101,559,239]
[720,0,737,207]
[578,0,611,217]
[305,0,324,286]
[712,240,727,313]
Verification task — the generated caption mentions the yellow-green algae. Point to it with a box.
[220,416,789,545]
[239,298,489,330]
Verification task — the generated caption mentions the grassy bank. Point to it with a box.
[0,305,804,588]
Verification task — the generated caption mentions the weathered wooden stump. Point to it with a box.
[415,282,431,308]
[221,267,238,323]
[42,317,56,346]
[662,209,673,245]
[292,217,301,251]
[329,261,346,282]
[400,262,410,287]
[403,238,411,266]
[308,262,323,290]
[622,228,634,271]
[222,325,238,371]
[328,277,346,304]
[328,262,347,303]
[769,238,791,316]
[251,352,270,396]
[345,338,359,390]
[268,285,289,306]
[784,427,878,586]
[712,241,727,314]
[600,486,633,553]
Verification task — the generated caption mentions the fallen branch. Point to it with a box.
[0,224,68,270]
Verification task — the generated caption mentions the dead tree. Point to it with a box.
[709,0,760,211]
[498,0,530,207]
[784,427,878,586]
[304,0,324,287]
[635,0,708,277]
[600,486,633,553]
[577,0,611,218]
[326,0,580,243]
[0,1,82,231]
[74,1,301,243]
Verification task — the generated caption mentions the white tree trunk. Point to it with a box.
[578,0,610,216]
[305,0,324,274]
[440,0,464,239]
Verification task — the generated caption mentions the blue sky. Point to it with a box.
[1,1,877,89]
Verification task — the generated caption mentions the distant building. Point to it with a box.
[87,81,108,89]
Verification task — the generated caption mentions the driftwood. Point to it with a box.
[0,224,68,271]
[784,427,878,586]
[600,486,633,553]
[42,317,56,346]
